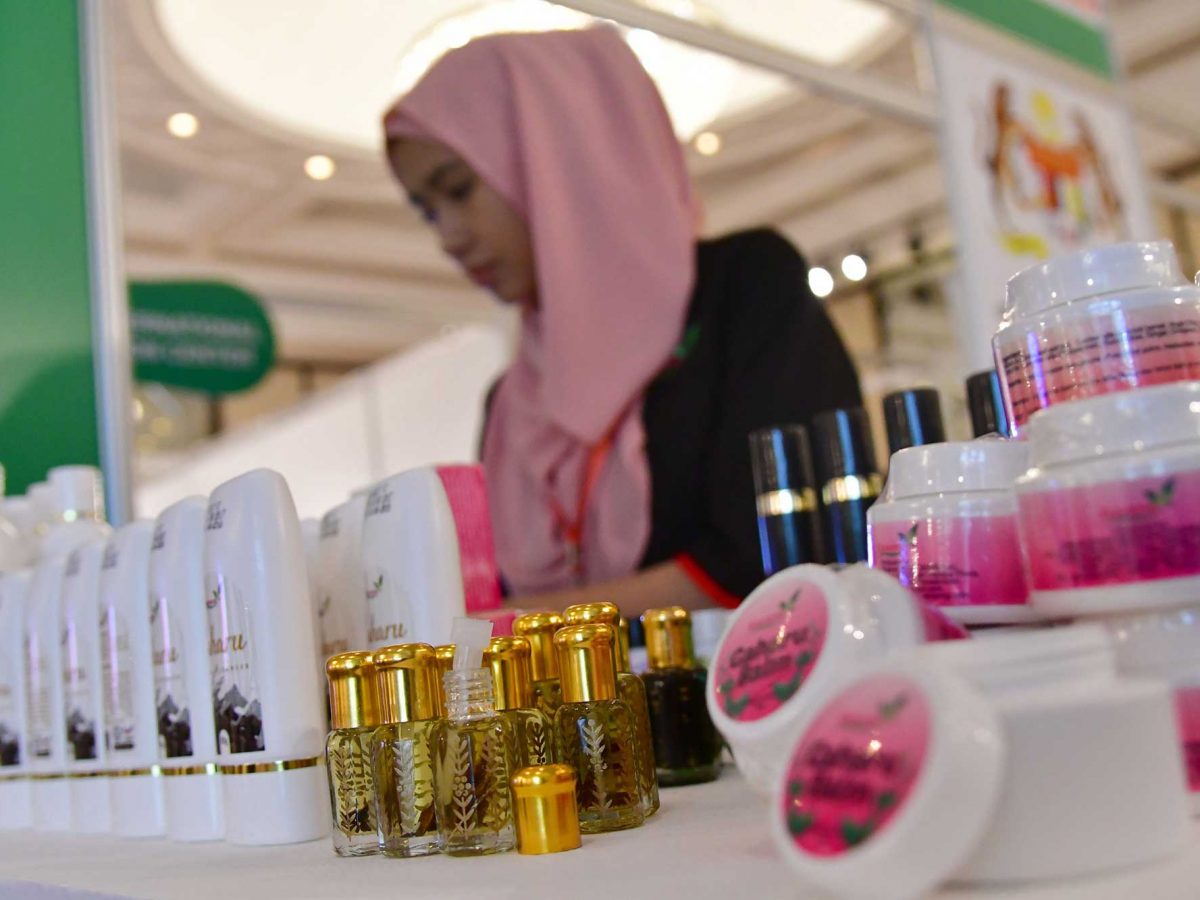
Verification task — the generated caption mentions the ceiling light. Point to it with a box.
[694,131,722,156]
[841,253,868,282]
[166,112,199,138]
[808,266,834,298]
[304,154,336,180]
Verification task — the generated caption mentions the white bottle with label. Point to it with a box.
[315,493,368,661]
[99,521,163,837]
[60,538,110,832]
[204,469,328,845]
[26,465,109,830]
[300,518,326,699]
[151,496,224,841]
[0,570,33,829]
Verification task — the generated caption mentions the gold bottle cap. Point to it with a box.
[563,602,630,672]
[644,606,696,670]
[554,623,618,704]
[373,643,442,724]
[511,764,582,855]
[512,612,563,680]
[325,651,379,730]
[483,636,536,711]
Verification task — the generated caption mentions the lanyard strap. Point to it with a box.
[550,435,613,577]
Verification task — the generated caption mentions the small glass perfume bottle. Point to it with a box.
[433,644,455,710]
[564,602,660,816]
[325,651,382,856]
[553,623,645,834]
[484,637,554,767]
[371,643,442,858]
[433,666,517,856]
[641,607,721,786]
[512,613,563,719]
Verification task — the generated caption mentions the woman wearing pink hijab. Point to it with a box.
[383,27,861,616]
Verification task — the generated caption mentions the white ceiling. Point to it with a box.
[112,0,1200,366]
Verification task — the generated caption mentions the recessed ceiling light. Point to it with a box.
[841,253,868,282]
[304,154,336,180]
[166,112,199,138]
[808,266,834,298]
[694,131,722,156]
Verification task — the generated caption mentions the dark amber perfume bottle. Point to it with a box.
[641,607,721,786]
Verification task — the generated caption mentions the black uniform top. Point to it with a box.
[639,228,862,603]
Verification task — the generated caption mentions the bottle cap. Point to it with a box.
[811,408,879,481]
[483,636,536,711]
[563,602,630,672]
[373,643,441,723]
[47,465,105,522]
[966,370,1011,438]
[882,389,946,455]
[555,624,619,704]
[511,764,583,855]
[887,440,1030,499]
[325,651,380,730]
[749,425,819,511]
[513,612,564,680]
[644,606,696,670]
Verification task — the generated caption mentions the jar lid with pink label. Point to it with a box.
[705,564,966,796]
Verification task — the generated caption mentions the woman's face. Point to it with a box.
[388,137,536,309]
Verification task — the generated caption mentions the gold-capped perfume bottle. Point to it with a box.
[484,637,553,767]
[371,643,442,858]
[512,613,563,719]
[641,607,721,786]
[325,651,382,857]
[432,666,517,856]
[564,602,660,816]
[553,623,645,834]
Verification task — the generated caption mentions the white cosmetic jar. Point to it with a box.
[705,563,965,797]
[994,241,1200,434]
[772,625,1189,898]
[868,440,1034,626]
[1016,381,1200,617]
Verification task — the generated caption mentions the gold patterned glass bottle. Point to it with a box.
[484,637,553,767]
[325,651,382,857]
[432,667,517,856]
[371,643,442,858]
[553,623,645,834]
[512,613,563,719]
[564,602,660,815]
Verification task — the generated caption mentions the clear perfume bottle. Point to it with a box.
[325,651,382,857]
[564,602,660,816]
[513,612,564,719]
[432,667,517,856]
[433,644,455,711]
[371,643,442,858]
[641,607,721,786]
[553,623,645,834]
[484,637,553,767]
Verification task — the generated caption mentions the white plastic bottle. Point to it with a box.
[60,538,111,832]
[0,497,39,569]
[0,570,32,829]
[98,521,163,837]
[300,517,326,694]
[315,493,368,660]
[360,465,502,649]
[151,496,224,842]
[205,469,327,845]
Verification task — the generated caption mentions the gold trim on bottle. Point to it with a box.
[326,650,380,730]
[484,636,536,712]
[511,764,582,855]
[374,643,441,723]
[643,606,696,670]
[220,755,324,776]
[555,624,618,704]
[0,772,27,782]
[756,488,817,516]
[513,612,564,680]
[563,603,632,672]
[108,765,165,778]
[28,773,68,781]
[161,762,221,777]
[65,770,110,779]
[820,473,883,506]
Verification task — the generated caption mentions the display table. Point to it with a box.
[1,772,1198,899]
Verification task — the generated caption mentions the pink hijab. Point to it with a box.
[384,28,699,594]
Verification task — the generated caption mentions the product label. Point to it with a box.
[0,595,19,767]
[316,511,349,659]
[781,674,930,856]
[870,515,1030,609]
[62,574,99,762]
[100,604,137,752]
[711,582,827,723]
[436,466,502,613]
[997,303,1200,430]
[1019,472,1200,590]
[151,592,191,758]
[206,574,264,755]
[365,565,410,648]
[25,616,54,759]
[1174,685,1200,794]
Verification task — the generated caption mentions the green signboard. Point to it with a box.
[130,281,275,394]
[0,0,101,494]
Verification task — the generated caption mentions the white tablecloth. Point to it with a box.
[1,771,1198,899]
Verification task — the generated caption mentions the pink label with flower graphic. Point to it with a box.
[781,674,930,856]
[1019,472,1200,590]
[996,304,1200,431]
[870,516,1029,608]
[1173,685,1200,793]
[712,582,827,723]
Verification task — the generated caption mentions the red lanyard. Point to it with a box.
[550,435,613,577]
